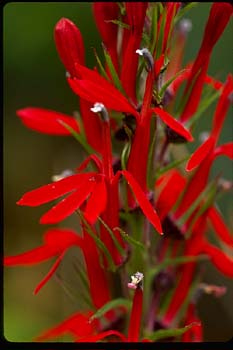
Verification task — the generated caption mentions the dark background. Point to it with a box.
[3,2,233,341]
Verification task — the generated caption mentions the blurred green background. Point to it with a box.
[3,2,233,342]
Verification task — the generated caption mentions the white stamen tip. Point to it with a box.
[128,271,144,290]
[90,102,105,113]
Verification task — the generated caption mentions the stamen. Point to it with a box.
[136,48,154,71]
[128,271,144,290]
[52,169,74,182]
[90,102,109,122]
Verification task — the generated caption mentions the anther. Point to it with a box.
[136,48,154,71]
[128,271,144,290]
[90,102,109,122]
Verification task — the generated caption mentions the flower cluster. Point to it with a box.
[5,2,233,343]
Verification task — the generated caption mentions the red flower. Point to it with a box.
[120,2,148,102]
[180,3,233,122]
[17,172,105,225]
[181,303,202,342]
[186,74,233,172]
[54,17,103,153]
[4,229,83,294]
[93,2,120,72]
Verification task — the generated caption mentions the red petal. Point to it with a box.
[4,246,55,266]
[77,330,127,342]
[208,207,233,246]
[17,172,96,206]
[54,18,85,76]
[152,107,193,141]
[122,170,163,234]
[79,99,103,153]
[201,239,233,277]
[156,170,186,220]
[34,251,66,294]
[186,137,215,171]
[212,74,233,141]
[214,142,233,159]
[127,287,143,342]
[82,230,112,310]
[4,229,82,266]
[77,154,102,172]
[93,2,119,71]
[16,107,79,135]
[40,180,96,224]
[36,312,95,341]
[84,178,107,224]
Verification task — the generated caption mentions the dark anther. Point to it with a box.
[165,125,187,144]
[114,114,137,141]
[152,269,175,292]
[162,89,173,107]
[162,215,185,240]
[112,158,122,174]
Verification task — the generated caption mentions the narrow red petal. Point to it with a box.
[122,170,163,234]
[79,99,103,153]
[212,74,233,141]
[156,169,186,220]
[40,180,96,224]
[208,207,233,247]
[84,178,107,224]
[214,142,233,159]
[34,251,66,294]
[4,229,82,266]
[77,329,127,342]
[182,303,203,342]
[16,107,79,135]
[201,239,233,277]
[68,77,139,118]
[4,246,55,266]
[186,137,215,171]
[36,312,95,341]
[152,107,193,141]
[163,262,196,324]
[82,230,112,310]
[127,287,143,342]
[77,154,102,173]
[17,172,96,206]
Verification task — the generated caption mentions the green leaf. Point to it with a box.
[93,48,109,81]
[146,322,199,341]
[89,298,132,322]
[149,255,207,278]
[121,140,131,170]
[103,44,126,95]
[159,69,187,99]
[77,211,117,272]
[106,19,130,30]
[174,3,198,24]
[155,7,167,59]
[176,179,218,229]
[186,88,220,129]
[149,5,158,56]
[58,120,95,155]
[155,156,189,180]
[114,227,145,251]
[98,217,126,257]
